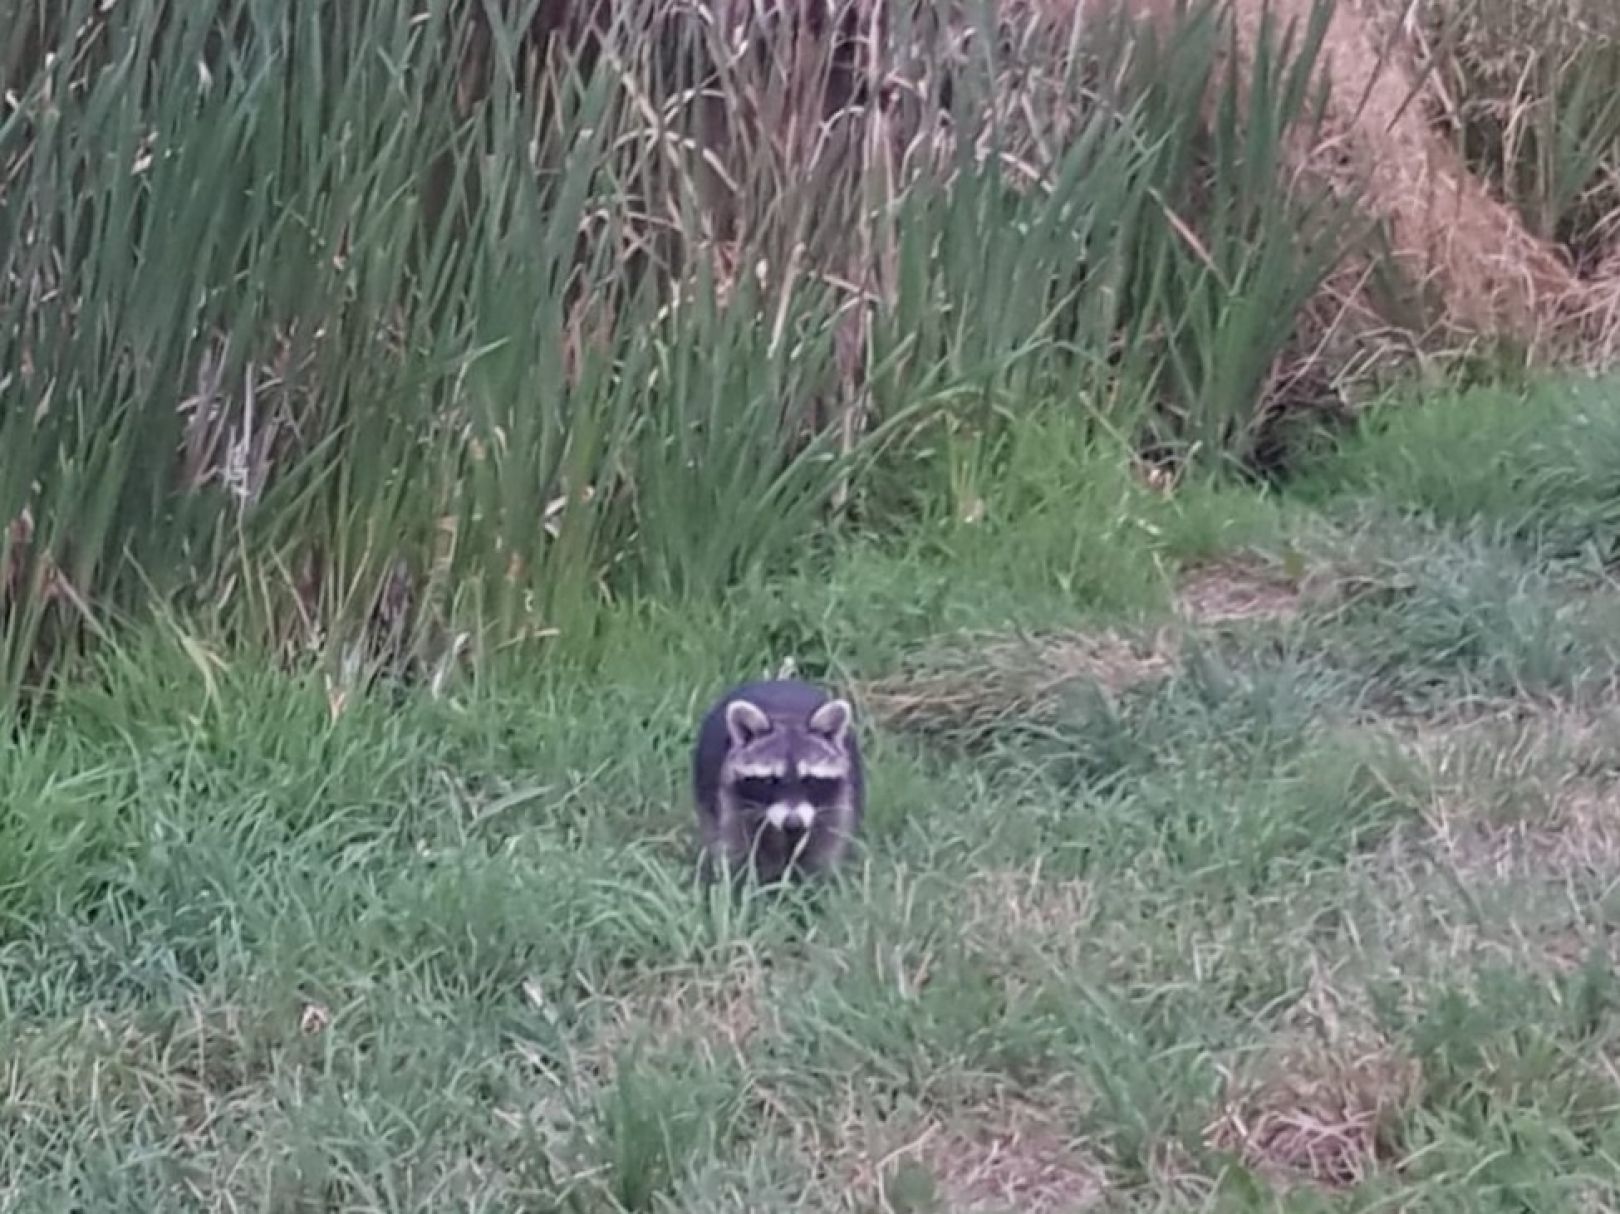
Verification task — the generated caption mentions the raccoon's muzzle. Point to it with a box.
[764,802,817,831]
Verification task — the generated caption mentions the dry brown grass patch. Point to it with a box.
[577,963,768,1070]
[1384,698,1620,878]
[1418,773,1620,886]
[1206,965,1418,1190]
[1102,0,1609,361]
[1176,557,1308,627]
[964,866,1097,933]
[959,867,1098,966]
[1206,1035,1417,1190]
[1396,697,1620,762]
[859,628,1177,746]
[799,1085,1102,1212]
[1354,697,1620,972]
[924,1103,1105,1213]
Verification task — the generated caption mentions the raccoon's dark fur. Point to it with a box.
[691,678,865,886]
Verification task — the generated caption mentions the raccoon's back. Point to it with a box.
[690,678,862,816]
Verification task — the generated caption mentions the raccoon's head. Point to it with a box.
[719,696,855,834]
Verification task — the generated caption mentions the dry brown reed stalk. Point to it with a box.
[194,0,1617,524]
[545,0,1123,497]
[629,0,1618,448]
[1080,0,1614,369]
[1408,0,1620,363]
[10,0,1620,705]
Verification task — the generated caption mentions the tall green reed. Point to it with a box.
[0,0,1358,708]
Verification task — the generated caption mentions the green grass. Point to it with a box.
[6,382,1620,1210]
[7,3,1620,1206]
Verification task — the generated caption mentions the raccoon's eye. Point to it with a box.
[734,776,781,805]
[803,776,842,803]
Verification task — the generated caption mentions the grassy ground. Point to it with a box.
[6,376,1620,1212]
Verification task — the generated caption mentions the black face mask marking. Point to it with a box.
[806,775,845,801]
[734,775,785,805]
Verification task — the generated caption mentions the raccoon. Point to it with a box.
[691,678,865,887]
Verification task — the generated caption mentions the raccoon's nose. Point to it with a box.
[787,803,816,831]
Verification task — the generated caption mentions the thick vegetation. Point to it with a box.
[6,0,1616,707]
[5,384,1620,1208]
[5,0,1620,1208]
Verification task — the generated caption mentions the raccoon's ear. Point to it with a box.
[807,697,852,745]
[724,698,773,747]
